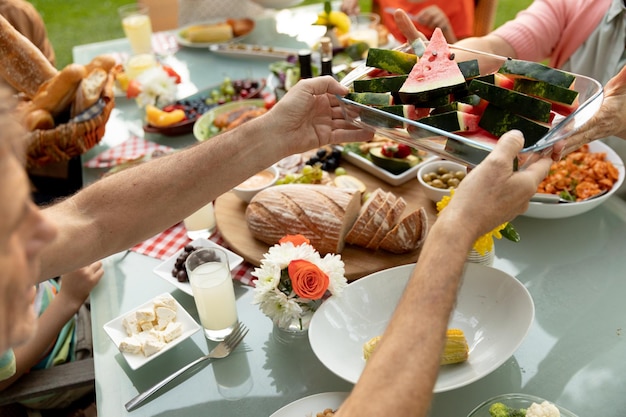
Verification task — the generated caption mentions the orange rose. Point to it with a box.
[279,234,311,247]
[288,259,329,300]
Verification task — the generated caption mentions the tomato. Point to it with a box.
[264,94,277,110]
[161,65,182,84]
[126,80,142,99]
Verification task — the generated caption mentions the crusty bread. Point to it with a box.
[0,14,57,98]
[344,188,385,245]
[366,195,407,250]
[24,108,54,131]
[352,191,394,248]
[30,63,86,118]
[245,184,361,254]
[84,54,117,74]
[71,68,108,117]
[379,207,429,254]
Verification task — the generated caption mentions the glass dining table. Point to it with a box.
[73,4,626,417]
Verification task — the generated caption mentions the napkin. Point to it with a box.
[83,136,173,168]
[131,223,256,286]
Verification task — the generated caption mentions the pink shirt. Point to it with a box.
[492,0,611,69]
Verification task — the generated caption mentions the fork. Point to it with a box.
[125,322,248,411]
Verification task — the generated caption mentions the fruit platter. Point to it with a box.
[337,28,604,169]
[143,77,266,136]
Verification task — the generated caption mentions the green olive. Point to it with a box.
[430,179,445,189]
[447,178,460,188]
[436,167,450,175]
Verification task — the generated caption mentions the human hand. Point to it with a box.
[58,261,104,309]
[560,65,626,156]
[440,131,552,237]
[340,0,360,15]
[415,6,456,42]
[266,76,373,155]
[394,8,427,43]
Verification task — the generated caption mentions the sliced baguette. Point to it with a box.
[344,188,385,245]
[366,195,407,250]
[353,191,395,249]
[379,207,429,254]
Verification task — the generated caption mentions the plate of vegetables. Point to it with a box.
[143,77,266,136]
[339,136,437,186]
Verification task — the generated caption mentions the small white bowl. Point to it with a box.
[417,160,468,203]
[232,165,279,203]
[467,393,579,417]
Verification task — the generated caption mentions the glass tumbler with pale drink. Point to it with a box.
[185,247,238,341]
[118,3,153,55]
[349,13,380,48]
[183,201,216,239]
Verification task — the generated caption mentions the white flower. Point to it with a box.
[252,237,348,326]
[135,67,177,108]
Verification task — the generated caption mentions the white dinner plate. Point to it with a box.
[103,293,202,370]
[152,238,244,296]
[175,20,253,49]
[270,392,349,417]
[309,263,535,392]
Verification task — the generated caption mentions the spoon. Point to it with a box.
[530,189,608,204]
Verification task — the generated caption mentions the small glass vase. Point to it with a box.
[467,248,495,266]
[272,313,313,345]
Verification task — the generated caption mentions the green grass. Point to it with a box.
[31,0,531,70]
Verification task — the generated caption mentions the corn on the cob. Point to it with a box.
[362,329,469,365]
[440,328,469,365]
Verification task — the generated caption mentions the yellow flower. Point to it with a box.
[436,190,508,256]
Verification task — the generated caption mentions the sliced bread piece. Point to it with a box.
[379,207,429,254]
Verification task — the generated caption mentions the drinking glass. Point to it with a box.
[183,201,216,239]
[185,248,238,341]
[349,13,380,48]
[118,4,153,55]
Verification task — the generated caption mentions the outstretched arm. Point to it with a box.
[39,77,372,281]
[336,131,551,417]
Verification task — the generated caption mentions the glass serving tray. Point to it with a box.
[337,43,604,169]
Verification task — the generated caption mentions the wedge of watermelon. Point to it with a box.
[398,28,467,105]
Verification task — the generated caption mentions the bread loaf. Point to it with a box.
[245,184,361,254]
[71,68,108,117]
[344,188,385,246]
[30,63,86,118]
[84,54,117,74]
[0,14,57,98]
[365,195,406,250]
[24,108,54,131]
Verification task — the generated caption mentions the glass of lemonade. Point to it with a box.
[118,4,153,55]
[349,13,380,48]
[185,247,238,341]
[183,201,217,239]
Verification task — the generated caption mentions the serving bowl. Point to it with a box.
[309,263,534,392]
[338,43,603,169]
[467,393,578,417]
[417,159,467,203]
[193,99,267,141]
[522,140,625,219]
[232,165,279,203]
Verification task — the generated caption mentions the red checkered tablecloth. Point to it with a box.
[131,222,257,286]
[84,136,173,168]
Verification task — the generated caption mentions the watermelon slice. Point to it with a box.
[407,111,480,138]
[398,28,467,105]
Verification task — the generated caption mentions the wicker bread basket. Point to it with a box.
[25,66,119,168]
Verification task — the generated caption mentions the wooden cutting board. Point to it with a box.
[215,161,439,281]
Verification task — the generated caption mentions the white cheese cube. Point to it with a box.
[139,320,155,332]
[155,306,177,330]
[119,337,142,354]
[135,307,156,323]
[153,293,177,311]
[122,313,141,336]
[161,321,183,343]
[142,336,165,357]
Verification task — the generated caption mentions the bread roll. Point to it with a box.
[24,108,54,131]
[0,14,58,98]
[84,54,117,74]
[184,23,233,43]
[245,184,361,255]
[71,68,108,117]
[31,63,87,118]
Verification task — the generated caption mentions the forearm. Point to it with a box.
[0,294,80,389]
[39,114,289,280]
[337,215,476,417]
